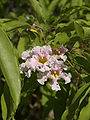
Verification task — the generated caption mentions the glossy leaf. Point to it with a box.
[0,27,21,107]
[79,97,90,120]
[61,83,90,120]
[1,83,16,120]
[1,94,7,120]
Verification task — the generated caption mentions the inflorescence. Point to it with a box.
[20,45,71,91]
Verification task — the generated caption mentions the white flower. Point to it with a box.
[30,46,52,72]
[53,45,68,61]
[32,45,52,56]
[20,45,71,91]
[37,72,49,85]
[21,50,31,60]
[20,63,27,74]
[62,73,72,84]
[50,81,61,91]
[25,69,31,78]
[48,55,67,71]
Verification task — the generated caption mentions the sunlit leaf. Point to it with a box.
[61,83,90,120]
[0,27,21,107]
[79,97,90,120]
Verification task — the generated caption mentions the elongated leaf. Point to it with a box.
[0,27,21,107]
[47,0,59,20]
[79,87,90,105]
[39,0,47,22]
[61,83,90,120]
[75,56,90,73]
[74,21,84,38]
[54,87,68,120]
[79,97,90,120]
[17,36,29,57]
[1,83,16,120]
[2,20,29,32]
[29,0,43,22]
[1,94,7,120]
[20,72,38,107]
[0,18,11,23]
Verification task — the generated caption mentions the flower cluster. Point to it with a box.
[20,45,71,91]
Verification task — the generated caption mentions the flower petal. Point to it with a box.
[50,81,61,91]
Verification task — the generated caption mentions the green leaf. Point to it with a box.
[71,83,90,106]
[75,56,90,73]
[17,36,30,57]
[79,87,90,106]
[83,27,90,39]
[39,0,47,22]
[0,79,4,97]
[1,94,7,120]
[79,97,90,120]
[20,72,38,106]
[54,32,69,46]
[61,83,90,120]
[1,83,16,120]
[1,18,29,32]
[54,87,68,120]
[74,21,84,38]
[71,0,83,6]
[41,95,49,106]
[0,27,21,107]
[46,0,59,21]
[29,0,43,22]
[0,18,11,23]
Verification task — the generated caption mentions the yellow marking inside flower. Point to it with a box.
[52,75,55,79]
[50,70,60,79]
[38,56,48,64]
[53,50,62,56]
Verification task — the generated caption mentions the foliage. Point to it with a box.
[0,0,90,119]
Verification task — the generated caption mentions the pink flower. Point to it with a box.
[20,63,32,78]
[53,45,68,61]
[37,72,49,85]
[61,72,71,84]
[21,50,32,60]
[32,45,52,56]
[48,55,67,71]
[25,69,31,78]
[20,63,27,74]
[30,46,52,72]
[20,45,71,91]
[50,81,61,91]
